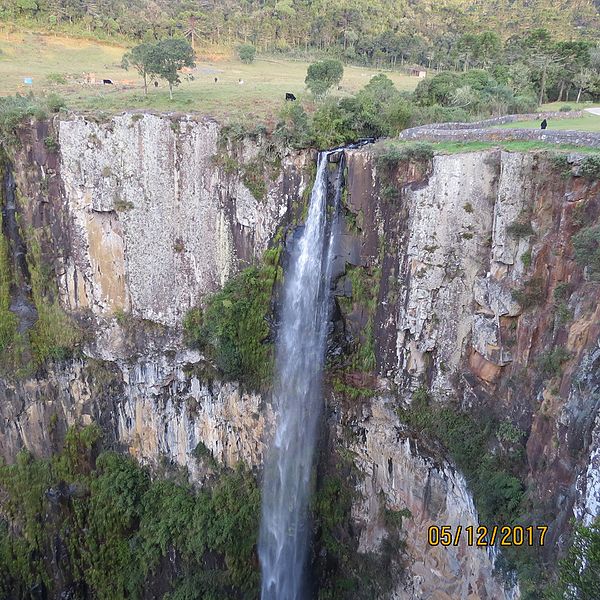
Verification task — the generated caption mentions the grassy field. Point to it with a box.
[0,30,419,121]
[377,139,600,156]
[499,112,600,132]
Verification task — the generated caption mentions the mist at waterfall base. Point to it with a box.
[258,151,342,600]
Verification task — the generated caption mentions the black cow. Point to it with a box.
[102,79,113,85]
[285,92,296,101]
[541,119,548,130]
[214,77,218,83]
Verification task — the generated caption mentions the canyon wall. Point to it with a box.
[2,114,599,598]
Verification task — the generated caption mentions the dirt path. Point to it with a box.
[585,107,600,116]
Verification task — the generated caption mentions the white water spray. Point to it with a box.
[259,151,342,600]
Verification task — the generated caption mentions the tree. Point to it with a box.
[121,43,155,95]
[305,59,344,99]
[549,518,600,600]
[148,38,195,100]
[574,68,594,103]
[237,43,256,64]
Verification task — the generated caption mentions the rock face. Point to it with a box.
[56,113,309,325]
[2,116,600,599]
[343,398,513,600]
[340,146,600,596]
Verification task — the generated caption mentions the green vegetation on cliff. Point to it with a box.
[0,211,17,353]
[26,232,81,366]
[398,387,525,528]
[312,451,405,600]
[0,93,66,144]
[183,248,282,390]
[0,426,261,600]
[548,517,600,600]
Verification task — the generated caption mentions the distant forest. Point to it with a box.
[2,0,600,70]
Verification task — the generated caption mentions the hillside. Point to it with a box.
[1,0,599,66]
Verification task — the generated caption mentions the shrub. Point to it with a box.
[242,161,268,201]
[375,142,434,167]
[555,302,572,326]
[183,253,281,389]
[310,98,354,148]
[536,347,571,378]
[512,277,545,309]
[237,43,256,64]
[410,104,470,126]
[572,224,600,279]
[579,155,600,179]
[507,219,534,238]
[509,95,538,114]
[274,101,311,149]
[559,104,574,112]
[43,135,59,150]
[551,153,572,178]
[0,93,65,143]
[553,282,572,302]
[339,74,413,138]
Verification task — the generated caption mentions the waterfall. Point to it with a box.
[259,151,343,600]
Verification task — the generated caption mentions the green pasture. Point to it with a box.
[499,112,600,132]
[0,29,419,121]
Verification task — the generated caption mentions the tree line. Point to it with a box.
[2,0,599,72]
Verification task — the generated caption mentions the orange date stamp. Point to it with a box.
[427,525,548,547]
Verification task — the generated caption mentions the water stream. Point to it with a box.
[258,151,343,600]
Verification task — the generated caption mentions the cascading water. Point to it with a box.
[259,151,343,600]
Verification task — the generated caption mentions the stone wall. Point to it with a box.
[399,125,600,147]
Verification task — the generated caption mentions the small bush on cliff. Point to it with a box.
[579,154,600,179]
[507,218,534,238]
[573,224,600,280]
[375,142,434,169]
[512,277,545,309]
[184,250,282,389]
[536,347,571,378]
[0,93,65,143]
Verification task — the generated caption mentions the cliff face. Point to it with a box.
[1,114,599,599]
[337,146,600,591]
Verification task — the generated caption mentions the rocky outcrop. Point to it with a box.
[341,397,516,600]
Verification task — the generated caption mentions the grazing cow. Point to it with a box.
[214,77,218,83]
[102,79,113,85]
[285,92,296,101]
[541,119,548,130]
